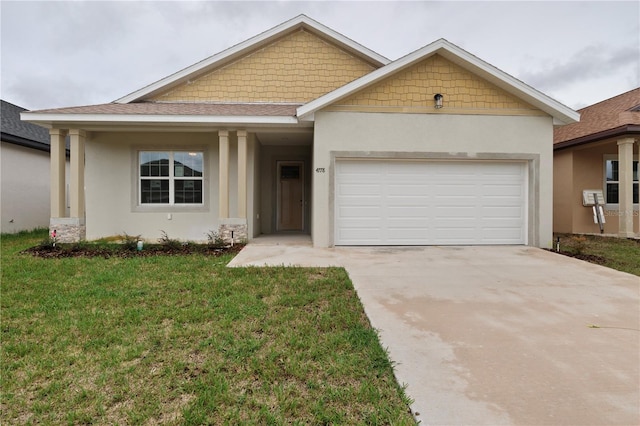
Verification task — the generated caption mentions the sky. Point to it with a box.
[1,1,638,111]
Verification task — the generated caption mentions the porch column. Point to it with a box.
[69,129,86,219]
[617,138,635,237]
[218,130,229,218]
[49,129,67,218]
[637,140,640,237]
[237,130,247,219]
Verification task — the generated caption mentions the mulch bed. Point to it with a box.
[22,243,245,259]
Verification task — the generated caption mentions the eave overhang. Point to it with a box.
[20,112,307,132]
[1,132,51,153]
[554,124,640,151]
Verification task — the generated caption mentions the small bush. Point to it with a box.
[205,230,226,248]
[121,233,141,251]
[158,230,182,249]
[570,235,587,255]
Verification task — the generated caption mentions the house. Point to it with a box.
[21,15,578,247]
[554,88,639,237]
[1,100,69,233]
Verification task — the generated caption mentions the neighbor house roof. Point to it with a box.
[554,88,640,150]
[1,100,51,152]
[297,39,580,126]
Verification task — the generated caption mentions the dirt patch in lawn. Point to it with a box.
[546,250,609,266]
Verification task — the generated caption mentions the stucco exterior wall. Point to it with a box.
[312,112,554,248]
[554,139,639,235]
[85,131,252,242]
[553,150,573,233]
[1,142,69,233]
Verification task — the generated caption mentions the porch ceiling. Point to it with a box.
[256,130,313,146]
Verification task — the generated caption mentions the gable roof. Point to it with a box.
[553,88,640,150]
[116,14,390,104]
[21,17,579,131]
[297,38,579,126]
[1,100,51,152]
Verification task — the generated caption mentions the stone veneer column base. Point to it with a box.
[219,219,248,244]
[50,218,86,243]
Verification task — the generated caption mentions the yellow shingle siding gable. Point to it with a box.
[327,54,545,116]
[151,30,377,104]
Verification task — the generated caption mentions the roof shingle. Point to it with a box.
[1,100,50,145]
[28,102,301,117]
[553,88,640,146]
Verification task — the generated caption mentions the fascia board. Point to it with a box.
[116,15,389,104]
[20,112,301,126]
[298,38,580,125]
[435,45,579,125]
[300,15,389,66]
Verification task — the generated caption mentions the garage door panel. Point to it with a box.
[339,185,383,196]
[335,160,526,245]
[338,206,383,218]
[481,206,523,216]
[387,185,433,196]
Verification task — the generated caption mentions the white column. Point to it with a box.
[637,140,639,236]
[69,129,86,218]
[218,130,229,218]
[237,130,247,219]
[617,138,635,237]
[49,129,67,218]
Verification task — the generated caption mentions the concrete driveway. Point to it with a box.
[229,239,640,425]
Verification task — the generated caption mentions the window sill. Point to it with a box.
[604,205,639,211]
[133,204,209,213]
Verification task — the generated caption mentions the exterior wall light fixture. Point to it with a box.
[434,93,444,109]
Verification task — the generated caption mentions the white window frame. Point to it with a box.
[133,148,208,213]
[603,154,639,209]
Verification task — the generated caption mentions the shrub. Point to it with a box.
[205,230,226,248]
[158,230,182,249]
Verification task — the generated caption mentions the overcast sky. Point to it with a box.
[1,1,638,111]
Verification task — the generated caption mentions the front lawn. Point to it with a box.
[552,233,640,276]
[1,230,414,424]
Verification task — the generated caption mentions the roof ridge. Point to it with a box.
[577,87,640,112]
[1,99,27,111]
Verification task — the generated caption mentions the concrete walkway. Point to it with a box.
[229,238,640,425]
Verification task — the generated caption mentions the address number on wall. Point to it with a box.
[315,168,325,173]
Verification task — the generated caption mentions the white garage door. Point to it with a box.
[335,160,527,245]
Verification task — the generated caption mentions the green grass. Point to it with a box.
[1,230,414,425]
[553,233,640,276]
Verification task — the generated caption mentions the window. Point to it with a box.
[605,158,639,204]
[139,151,203,205]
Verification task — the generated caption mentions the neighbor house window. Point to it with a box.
[604,157,639,204]
[139,151,203,205]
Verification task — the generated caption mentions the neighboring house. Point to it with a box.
[1,100,69,233]
[22,15,578,247]
[554,88,640,237]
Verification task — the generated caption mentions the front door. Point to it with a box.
[277,161,304,231]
